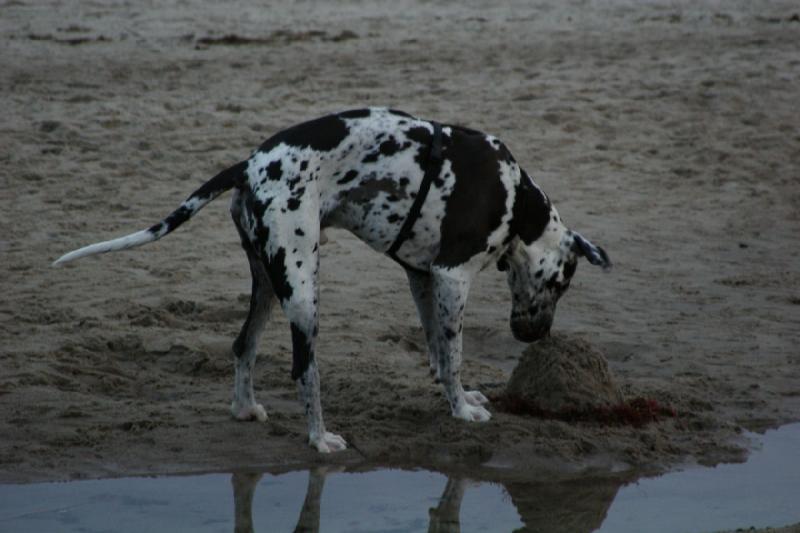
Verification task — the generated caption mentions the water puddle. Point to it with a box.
[598,422,800,533]
[0,469,522,532]
[0,424,798,532]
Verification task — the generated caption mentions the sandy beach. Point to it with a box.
[1,0,799,487]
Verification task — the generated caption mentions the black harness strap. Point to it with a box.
[386,121,444,273]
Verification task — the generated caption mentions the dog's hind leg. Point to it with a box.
[260,205,346,453]
[230,248,273,422]
[230,192,274,422]
[284,270,347,453]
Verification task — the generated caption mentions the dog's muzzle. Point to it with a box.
[510,313,553,343]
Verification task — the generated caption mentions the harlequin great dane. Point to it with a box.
[54,107,611,453]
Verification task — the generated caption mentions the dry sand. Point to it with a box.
[1,0,799,485]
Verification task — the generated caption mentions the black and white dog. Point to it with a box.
[54,108,611,453]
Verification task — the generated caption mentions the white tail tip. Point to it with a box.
[52,229,155,266]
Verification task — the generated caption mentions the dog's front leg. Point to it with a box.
[431,267,491,422]
[405,269,440,381]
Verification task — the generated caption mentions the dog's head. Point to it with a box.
[498,203,611,342]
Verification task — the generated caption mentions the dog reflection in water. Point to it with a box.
[231,468,468,533]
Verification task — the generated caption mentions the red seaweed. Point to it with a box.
[490,394,678,428]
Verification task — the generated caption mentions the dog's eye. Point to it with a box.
[497,256,509,272]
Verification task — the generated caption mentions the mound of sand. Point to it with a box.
[506,333,624,411]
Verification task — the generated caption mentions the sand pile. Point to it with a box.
[506,333,624,411]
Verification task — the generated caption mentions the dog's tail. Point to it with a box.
[52,161,248,266]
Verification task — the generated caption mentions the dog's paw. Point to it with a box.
[231,402,268,422]
[464,390,489,406]
[453,402,492,422]
[310,431,348,453]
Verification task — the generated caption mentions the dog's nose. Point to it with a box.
[511,326,548,343]
[510,318,551,343]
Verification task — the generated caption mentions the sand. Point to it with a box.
[1,0,799,485]
[506,333,625,411]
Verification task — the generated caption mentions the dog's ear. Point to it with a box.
[572,232,612,271]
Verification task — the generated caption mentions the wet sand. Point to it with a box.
[1,0,799,484]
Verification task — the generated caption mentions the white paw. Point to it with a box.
[310,431,348,453]
[231,402,268,422]
[453,402,492,422]
[464,390,489,406]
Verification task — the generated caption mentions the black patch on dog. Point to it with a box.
[294,228,305,236]
[563,258,578,280]
[265,247,293,303]
[290,323,313,380]
[362,137,409,163]
[338,108,371,119]
[337,169,359,185]
[267,160,282,181]
[380,138,406,156]
[387,213,402,223]
[300,160,309,171]
[510,171,551,245]
[362,150,380,164]
[404,126,434,169]
[340,177,407,205]
[149,154,246,236]
[434,127,508,267]
[259,114,349,153]
[247,195,272,244]
[187,160,248,202]
[287,198,301,211]
[286,176,302,190]
[152,205,190,235]
[249,196,270,220]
